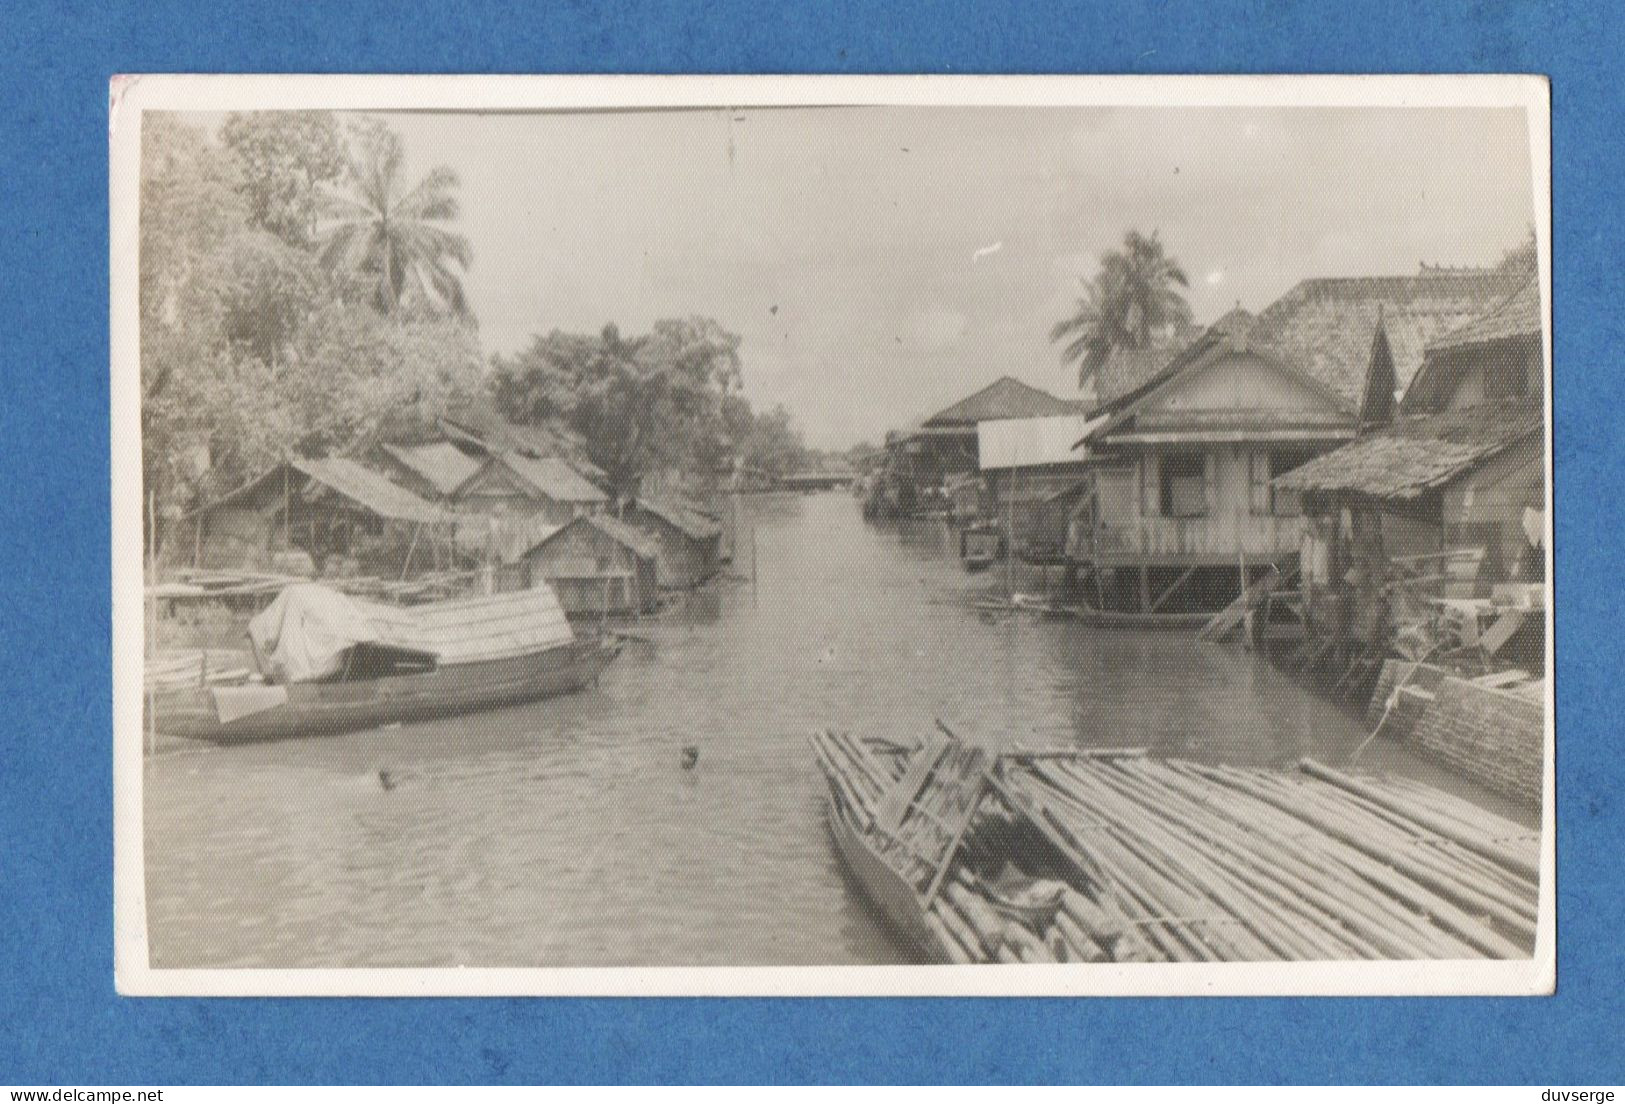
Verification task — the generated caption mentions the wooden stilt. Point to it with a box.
[1149,565,1197,613]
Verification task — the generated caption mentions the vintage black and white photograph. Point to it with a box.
[112,76,1553,995]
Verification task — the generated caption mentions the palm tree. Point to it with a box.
[1052,230,1193,387]
[317,129,473,320]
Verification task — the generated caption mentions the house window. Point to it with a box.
[1160,453,1207,518]
[1258,450,1314,517]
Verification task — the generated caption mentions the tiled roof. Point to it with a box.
[1247,269,1526,407]
[381,442,482,497]
[1084,331,1356,447]
[1426,276,1542,352]
[1090,342,1185,406]
[1271,397,1542,500]
[922,377,1078,427]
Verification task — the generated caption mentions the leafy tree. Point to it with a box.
[211,230,326,368]
[734,402,807,478]
[490,318,744,494]
[1051,230,1193,386]
[140,115,249,519]
[1497,229,1537,276]
[316,121,473,319]
[140,113,485,535]
[219,111,346,247]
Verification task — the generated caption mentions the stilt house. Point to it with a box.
[1066,268,1525,620]
[1272,275,1545,659]
[514,514,661,617]
[452,451,609,525]
[621,496,723,589]
[177,456,453,575]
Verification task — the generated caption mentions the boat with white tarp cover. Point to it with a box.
[147,582,621,744]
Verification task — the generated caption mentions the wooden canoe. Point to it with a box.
[149,636,621,745]
[823,778,960,962]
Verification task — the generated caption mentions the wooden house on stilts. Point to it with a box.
[1064,267,1526,624]
[176,456,454,576]
[1272,274,1546,674]
[1067,316,1358,622]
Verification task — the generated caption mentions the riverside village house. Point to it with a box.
[1064,266,1526,622]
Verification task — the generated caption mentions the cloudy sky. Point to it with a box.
[371,105,1534,448]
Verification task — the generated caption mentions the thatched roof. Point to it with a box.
[922,377,1079,428]
[295,458,452,524]
[1272,397,1542,500]
[1247,268,1526,407]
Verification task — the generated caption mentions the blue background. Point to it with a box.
[1,0,1620,1085]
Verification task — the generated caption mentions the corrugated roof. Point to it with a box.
[632,496,723,541]
[1426,275,1543,352]
[1247,268,1526,407]
[582,513,663,561]
[438,395,608,482]
[381,442,482,497]
[922,377,1079,427]
[1272,397,1542,500]
[294,457,450,524]
[522,513,662,562]
[491,452,608,504]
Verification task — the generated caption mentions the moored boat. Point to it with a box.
[810,728,1143,964]
[148,582,621,744]
[815,726,1540,963]
[959,523,1005,572]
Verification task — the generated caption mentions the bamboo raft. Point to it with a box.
[813,728,1539,964]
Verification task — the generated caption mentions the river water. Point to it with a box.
[144,491,1515,968]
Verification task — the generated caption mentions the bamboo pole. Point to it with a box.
[1020,777,1214,961]
[1098,761,1430,959]
[1193,765,1526,957]
[1155,762,1476,959]
[1034,764,1280,960]
[933,899,989,964]
[1241,771,1536,938]
[1072,760,1355,959]
[1298,760,1539,883]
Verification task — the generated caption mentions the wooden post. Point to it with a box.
[1149,565,1197,613]
[1138,565,1151,614]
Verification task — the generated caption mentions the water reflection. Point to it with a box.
[145,492,1517,968]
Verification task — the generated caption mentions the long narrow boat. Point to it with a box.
[811,729,1144,964]
[149,582,621,744]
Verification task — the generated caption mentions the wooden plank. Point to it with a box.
[873,730,950,835]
